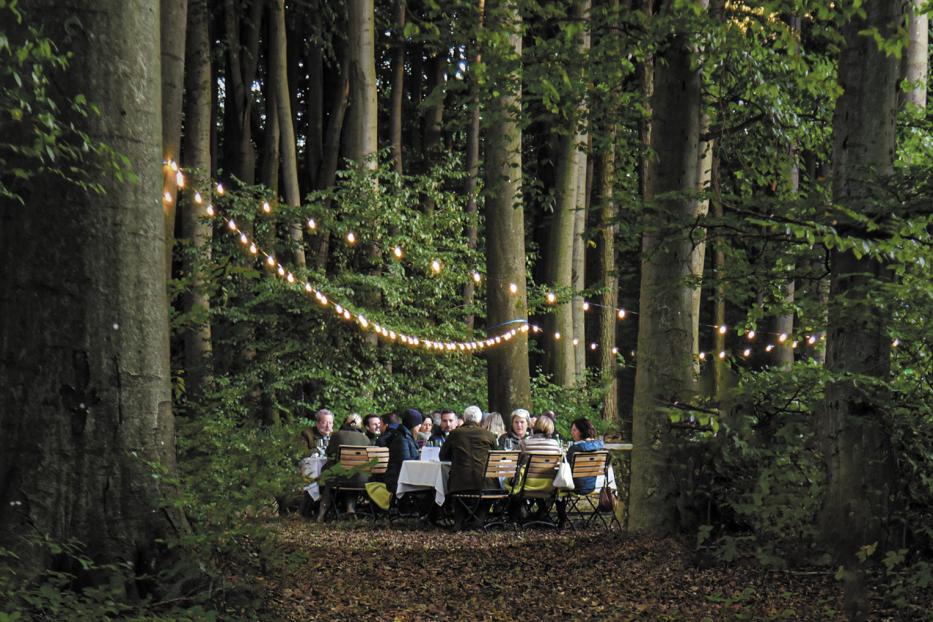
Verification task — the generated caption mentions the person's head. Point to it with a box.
[342,413,362,431]
[381,413,400,432]
[364,414,382,435]
[533,415,555,439]
[510,409,530,437]
[462,406,483,425]
[463,405,483,426]
[540,410,557,424]
[438,409,457,433]
[529,416,537,429]
[571,417,597,441]
[482,412,506,437]
[315,409,334,436]
[401,408,423,433]
[421,418,434,433]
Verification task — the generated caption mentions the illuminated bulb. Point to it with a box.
[287,273,295,283]
[169,160,178,172]
[335,304,343,314]
[892,338,900,347]
[572,338,579,346]
[388,330,396,339]
[249,243,257,254]
[719,325,727,335]
[611,347,618,355]
[554,332,561,340]
[766,344,775,352]
[617,308,626,320]
[347,232,356,245]
[531,325,541,333]
[216,182,224,195]
[239,233,248,244]
[742,348,751,357]
[747,330,756,340]
[546,292,556,304]
[718,351,726,359]
[359,316,368,328]
[411,337,420,346]
[431,259,441,273]
[699,352,706,360]
[266,256,275,266]
[318,294,327,305]
[494,336,502,344]
[590,342,597,351]
[807,335,816,345]
[163,191,173,203]
[393,246,403,259]
[277,265,285,276]
[343,310,351,320]
[472,271,481,283]
[227,219,236,230]
[792,340,798,349]
[583,302,590,311]
[509,283,518,294]
[305,283,313,293]
[176,171,185,188]
[205,204,215,216]
[194,191,203,204]
[262,201,271,213]
[778,333,788,343]
[307,218,316,230]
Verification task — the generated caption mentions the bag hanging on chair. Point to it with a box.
[553,458,574,490]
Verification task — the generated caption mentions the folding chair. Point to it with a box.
[360,446,397,522]
[324,445,381,521]
[511,452,562,529]
[447,450,521,531]
[564,450,622,531]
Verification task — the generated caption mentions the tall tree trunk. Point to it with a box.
[0,0,179,585]
[545,0,589,388]
[463,0,485,333]
[690,108,713,360]
[711,155,728,401]
[304,2,324,189]
[422,52,447,159]
[818,3,902,620]
[223,0,262,186]
[901,0,928,110]
[161,0,187,281]
[270,0,305,266]
[182,0,214,399]
[346,0,378,168]
[629,0,703,535]
[390,0,406,173]
[572,127,591,380]
[260,77,280,195]
[596,128,618,422]
[485,0,531,414]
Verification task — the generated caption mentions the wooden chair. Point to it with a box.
[447,450,521,531]
[324,445,383,521]
[511,452,562,529]
[564,450,621,531]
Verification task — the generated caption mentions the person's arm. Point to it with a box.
[439,436,452,461]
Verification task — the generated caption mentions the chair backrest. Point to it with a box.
[484,450,521,479]
[338,445,374,472]
[366,445,390,475]
[524,452,562,478]
[570,450,609,479]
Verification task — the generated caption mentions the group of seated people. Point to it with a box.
[298,405,606,525]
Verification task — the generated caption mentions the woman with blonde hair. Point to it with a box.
[481,411,506,438]
[519,415,561,454]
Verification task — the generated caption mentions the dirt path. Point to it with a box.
[258,517,856,621]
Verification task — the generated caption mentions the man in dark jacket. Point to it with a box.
[380,409,422,496]
[318,418,371,520]
[425,409,458,447]
[439,406,498,494]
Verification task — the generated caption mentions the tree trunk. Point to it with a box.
[572,128,590,380]
[690,108,713,360]
[304,2,324,189]
[346,0,378,168]
[222,0,262,186]
[596,128,618,422]
[161,0,187,281]
[270,0,305,266]
[485,0,531,414]
[422,52,447,159]
[629,0,703,535]
[0,0,179,587]
[818,4,902,620]
[711,155,728,401]
[181,0,214,399]
[901,0,928,110]
[545,0,589,388]
[390,0,406,173]
[260,74,280,195]
[463,0,485,333]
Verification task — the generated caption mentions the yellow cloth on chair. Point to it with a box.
[365,482,391,510]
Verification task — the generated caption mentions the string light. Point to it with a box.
[262,201,271,213]
[718,351,727,359]
[347,232,356,245]
[747,330,756,340]
[807,335,816,345]
[393,246,403,259]
[194,191,203,204]
[307,218,316,230]
[175,171,185,188]
[718,325,727,335]
[699,352,707,360]
[892,338,900,347]
[216,182,224,195]
[590,342,597,351]
[554,332,561,340]
[582,302,590,311]
[205,204,215,217]
[766,344,775,352]
[472,271,482,283]
[572,338,579,346]
[778,333,788,343]
[431,259,442,274]
[546,292,557,304]
[509,283,518,294]
[163,191,173,203]
[742,348,751,357]
[617,308,626,319]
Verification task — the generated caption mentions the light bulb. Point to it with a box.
[249,243,257,254]
[611,347,618,354]
[216,182,224,195]
[892,338,900,347]
[807,335,816,345]
[308,218,316,230]
[472,271,481,283]
[266,256,275,266]
[347,232,356,245]
[193,192,202,204]
[509,283,518,294]
[747,330,756,340]
[742,348,751,357]
[277,265,285,276]
[617,308,626,319]
[766,344,775,352]
[431,259,441,273]
[554,332,561,340]
[778,333,788,343]
[590,342,597,351]
[718,351,726,359]
[163,191,173,203]
[699,352,706,360]
[546,292,556,304]
[239,233,248,244]
[344,310,351,320]
[262,201,271,213]
[582,301,590,311]
[176,171,185,188]
[393,246,403,259]
[359,316,369,328]
[572,338,579,346]
[286,273,295,283]
[305,283,313,293]
[205,204,215,216]
[227,219,236,230]
[719,325,727,335]
[169,160,178,172]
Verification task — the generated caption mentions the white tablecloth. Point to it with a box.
[299,456,327,501]
[396,460,451,506]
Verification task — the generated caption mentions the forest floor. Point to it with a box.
[249,515,898,621]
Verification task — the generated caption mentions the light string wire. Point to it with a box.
[164,161,902,361]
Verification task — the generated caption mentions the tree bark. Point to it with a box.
[485,0,531,414]
[711,155,728,401]
[346,0,379,168]
[390,0,406,173]
[629,0,703,535]
[596,128,618,422]
[0,0,179,586]
[270,0,305,266]
[463,0,485,333]
[818,4,902,619]
[181,0,214,399]
[901,0,928,110]
[572,123,591,380]
[222,0,262,186]
[161,0,187,281]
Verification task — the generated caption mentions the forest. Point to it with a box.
[1,0,932,620]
